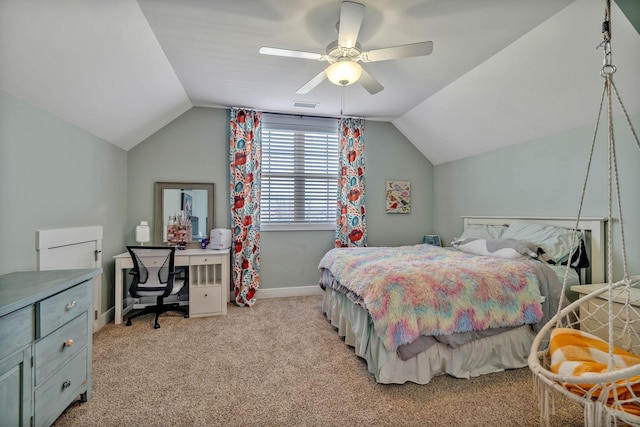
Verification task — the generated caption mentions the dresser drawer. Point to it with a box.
[579,291,640,352]
[582,318,640,349]
[37,280,91,338]
[0,306,33,361]
[34,348,88,427]
[34,312,88,386]
[586,298,635,330]
[189,286,222,316]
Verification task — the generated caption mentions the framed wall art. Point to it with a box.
[386,180,411,214]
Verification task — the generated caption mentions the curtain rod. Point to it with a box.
[226,106,362,120]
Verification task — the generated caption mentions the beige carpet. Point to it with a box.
[54,295,583,426]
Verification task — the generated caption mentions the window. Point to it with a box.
[260,113,339,231]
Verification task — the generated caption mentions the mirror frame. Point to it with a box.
[154,182,215,249]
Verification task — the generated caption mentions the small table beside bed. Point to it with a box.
[318,216,606,384]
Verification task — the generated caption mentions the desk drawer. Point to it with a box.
[37,281,91,338]
[189,255,220,266]
[0,306,33,361]
[34,313,87,385]
[35,348,88,427]
[189,286,222,317]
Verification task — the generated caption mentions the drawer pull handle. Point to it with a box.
[65,300,77,311]
[62,380,71,389]
[64,339,74,348]
[204,294,208,297]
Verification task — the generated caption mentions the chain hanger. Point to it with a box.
[598,0,617,77]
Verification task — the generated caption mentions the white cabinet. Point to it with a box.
[189,250,230,317]
[571,283,640,350]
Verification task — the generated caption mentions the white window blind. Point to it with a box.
[261,113,339,231]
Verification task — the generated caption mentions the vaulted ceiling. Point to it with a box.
[1,0,638,165]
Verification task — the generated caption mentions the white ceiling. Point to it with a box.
[1,0,638,164]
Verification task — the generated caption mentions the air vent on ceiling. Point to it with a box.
[293,101,318,109]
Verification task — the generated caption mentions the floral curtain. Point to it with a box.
[335,117,367,247]
[229,108,261,307]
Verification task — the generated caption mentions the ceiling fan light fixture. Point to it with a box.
[326,60,362,86]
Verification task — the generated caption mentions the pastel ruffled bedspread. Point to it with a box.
[318,244,544,351]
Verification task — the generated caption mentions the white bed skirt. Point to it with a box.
[322,289,535,384]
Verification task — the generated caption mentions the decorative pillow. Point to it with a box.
[500,221,583,263]
[452,238,539,259]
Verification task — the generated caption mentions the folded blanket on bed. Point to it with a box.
[549,328,640,415]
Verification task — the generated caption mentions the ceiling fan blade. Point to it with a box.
[338,1,365,48]
[259,47,323,61]
[361,41,433,63]
[295,69,328,94]
[358,68,383,95]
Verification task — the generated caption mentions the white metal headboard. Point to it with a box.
[462,216,607,284]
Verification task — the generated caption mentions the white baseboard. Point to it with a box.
[102,287,321,328]
[93,307,114,333]
[257,286,323,299]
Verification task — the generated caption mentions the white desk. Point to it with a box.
[114,248,230,324]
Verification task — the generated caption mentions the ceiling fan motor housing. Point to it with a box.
[326,40,362,63]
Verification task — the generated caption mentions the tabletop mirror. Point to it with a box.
[154,182,214,249]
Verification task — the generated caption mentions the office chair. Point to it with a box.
[126,246,189,329]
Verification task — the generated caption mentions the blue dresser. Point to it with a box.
[0,269,101,427]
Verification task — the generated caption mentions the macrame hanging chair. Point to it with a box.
[529,0,640,426]
[528,1,640,426]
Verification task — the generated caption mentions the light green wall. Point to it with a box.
[616,0,640,35]
[434,113,640,281]
[127,108,435,289]
[0,89,127,311]
[363,121,435,246]
[126,107,230,243]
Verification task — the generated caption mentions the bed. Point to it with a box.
[319,216,606,384]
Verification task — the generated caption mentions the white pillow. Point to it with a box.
[453,238,539,259]
[501,221,583,262]
[453,224,508,243]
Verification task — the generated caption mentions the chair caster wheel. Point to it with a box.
[126,319,132,326]
[154,323,160,329]
[184,314,189,318]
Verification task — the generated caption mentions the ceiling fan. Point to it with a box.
[259,1,433,95]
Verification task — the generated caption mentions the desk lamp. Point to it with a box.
[135,221,150,245]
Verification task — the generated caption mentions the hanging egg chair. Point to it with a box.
[528,1,640,426]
